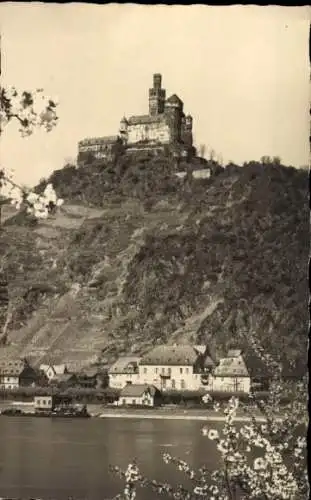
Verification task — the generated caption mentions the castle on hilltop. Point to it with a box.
[77,74,197,166]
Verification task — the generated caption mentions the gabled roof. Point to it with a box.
[140,345,200,366]
[109,357,141,374]
[166,94,183,106]
[120,384,159,398]
[40,364,67,376]
[193,345,206,355]
[54,364,67,375]
[213,355,249,378]
[52,373,76,384]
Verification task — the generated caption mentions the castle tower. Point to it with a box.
[149,73,166,116]
[183,114,193,147]
[164,94,183,143]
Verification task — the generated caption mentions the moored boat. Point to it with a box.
[0,405,91,418]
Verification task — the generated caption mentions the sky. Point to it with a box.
[0,3,310,187]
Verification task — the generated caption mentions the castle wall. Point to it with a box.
[77,137,123,165]
[127,121,171,145]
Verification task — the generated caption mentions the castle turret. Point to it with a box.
[185,114,193,129]
[149,73,166,116]
[182,114,193,147]
[164,94,183,143]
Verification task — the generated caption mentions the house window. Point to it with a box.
[132,399,136,405]
[180,368,183,374]
[155,368,158,374]
[185,367,189,374]
[181,380,186,389]
[122,399,126,405]
[171,379,176,389]
[43,399,46,405]
[161,368,165,374]
[168,368,171,375]
[37,399,41,405]
[143,368,147,374]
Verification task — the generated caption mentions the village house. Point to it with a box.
[208,349,251,393]
[116,384,162,407]
[0,359,39,390]
[49,373,77,390]
[75,367,101,389]
[138,345,215,391]
[108,357,141,389]
[39,363,68,382]
[34,394,73,412]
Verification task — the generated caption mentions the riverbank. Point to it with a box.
[0,401,281,422]
[96,407,277,422]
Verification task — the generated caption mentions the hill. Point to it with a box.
[0,155,308,375]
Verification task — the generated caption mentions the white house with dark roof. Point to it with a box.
[39,363,68,381]
[209,349,250,393]
[138,344,215,391]
[116,384,162,407]
[108,356,141,389]
[0,359,38,389]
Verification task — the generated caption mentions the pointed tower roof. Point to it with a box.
[166,94,183,106]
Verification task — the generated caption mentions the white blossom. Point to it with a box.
[0,170,63,220]
[253,457,267,470]
[208,429,219,441]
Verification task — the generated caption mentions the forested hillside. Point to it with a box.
[0,155,308,375]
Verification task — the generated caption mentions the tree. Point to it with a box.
[0,46,63,344]
[260,156,271,165]
[0,85,58,136]
[110,331,308,500]
[272,156,281,165]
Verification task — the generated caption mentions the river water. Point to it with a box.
[0,416,221,500]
